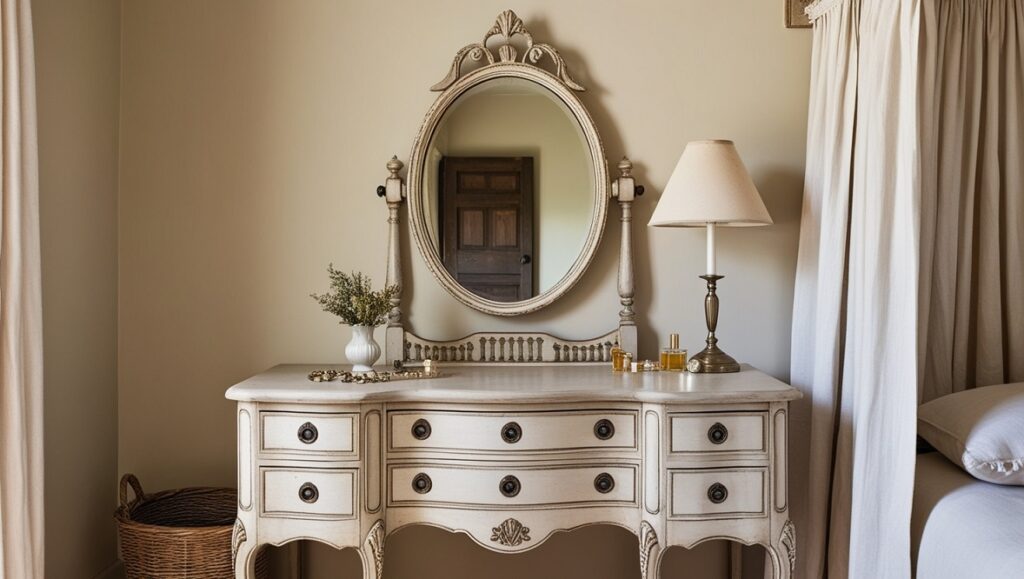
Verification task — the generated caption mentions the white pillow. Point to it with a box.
[918,382,1024,486]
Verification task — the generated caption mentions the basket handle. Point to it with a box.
[119,474,145,508]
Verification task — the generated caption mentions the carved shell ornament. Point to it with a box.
[364,520,386,579]
[780,519,797,573]
[431,10,585,92]
[231,518,246,570]
[490,517,532,547]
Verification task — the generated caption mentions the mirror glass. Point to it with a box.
[421,77,596,303]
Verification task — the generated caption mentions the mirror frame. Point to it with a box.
[377,10,643,366]
[406,17,609,316]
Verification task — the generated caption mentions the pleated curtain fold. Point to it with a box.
[794,0,1024,577]
[0,0,45,577]
[792,0,921,577]
[918,0,1024,403]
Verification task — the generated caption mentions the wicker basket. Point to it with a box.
[115,474,270,579]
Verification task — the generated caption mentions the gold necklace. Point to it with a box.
[308,361,439,384]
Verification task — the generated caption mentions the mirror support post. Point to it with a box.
[613,157,640,355]
[383,156,406,366]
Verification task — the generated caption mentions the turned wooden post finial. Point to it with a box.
[383,156,407,362]
[618,157,633,178]
[382,155,405,205]
[387,155,404,179]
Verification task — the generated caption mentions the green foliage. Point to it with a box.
[310,266,398,327]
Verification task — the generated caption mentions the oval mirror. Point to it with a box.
[409,67,609,316]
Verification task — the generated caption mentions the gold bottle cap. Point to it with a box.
[670,333,680,350]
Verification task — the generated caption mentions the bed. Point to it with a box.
[912,451,1024,578]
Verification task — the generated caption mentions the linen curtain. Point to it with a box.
[0,0,45,577]
[791,0,921,577]
[918,0,1024,403]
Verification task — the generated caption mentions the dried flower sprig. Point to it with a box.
[310,266,398,327]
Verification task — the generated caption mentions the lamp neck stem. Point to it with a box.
[706,222,717,276]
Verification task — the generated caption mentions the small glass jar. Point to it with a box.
[611,346,626,372]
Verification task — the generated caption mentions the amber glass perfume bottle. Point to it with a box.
[611,345,626,372]
[660,334,687,372]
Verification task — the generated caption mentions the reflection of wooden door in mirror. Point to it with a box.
[439,157,534,302]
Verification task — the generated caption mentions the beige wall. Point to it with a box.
[34,0,121,576]
[118,1,809,578]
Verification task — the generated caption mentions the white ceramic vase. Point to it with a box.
[345,325,381,372]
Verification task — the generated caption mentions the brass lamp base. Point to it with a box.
[689,345,741,373]
[689,275,741,374]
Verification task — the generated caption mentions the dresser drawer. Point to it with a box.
[669,412,766,454]
[260,411,357,456]
[669,468,765,519]
[389,463,637,508]
[261,467,357,519]
[389,409,637,453]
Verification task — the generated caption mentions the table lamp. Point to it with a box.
[649,140,772,373]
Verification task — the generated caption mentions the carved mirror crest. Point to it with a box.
[378,10,642,365]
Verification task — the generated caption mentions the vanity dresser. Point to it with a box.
[228,11,798,578]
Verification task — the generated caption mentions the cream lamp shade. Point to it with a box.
[648,140,773,228]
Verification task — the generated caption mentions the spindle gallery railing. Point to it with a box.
[403,329,621,365]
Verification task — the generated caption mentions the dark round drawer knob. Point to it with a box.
[594,473,615,494]
[299,482,319,504]
[707,482,728,504]
[707,422,729,445]
[501,422,522,444]
[411,419,432,440]
[499,475,521,498]
[594,419,615,440]
[412,473,432,494]
[297,422,319,444]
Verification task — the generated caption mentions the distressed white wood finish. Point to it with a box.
[668,469,766,518]
[262,468,357,519]
[228,365,798,579]
[389,463,637,507]
[389,409,637,453]
[228,364,798,405]
[613,157,639,357]
[382,157,406,371]
[364,410,382,514]
[260,412,357,456]
[669,412,766,454]
[238,410,253,511]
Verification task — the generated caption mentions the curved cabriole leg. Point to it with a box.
[361,520,386,579]
[638,521,663,579]
[765,519,796,579]
[232,518,258,579]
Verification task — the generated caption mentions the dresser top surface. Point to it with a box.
[225,364,800,405]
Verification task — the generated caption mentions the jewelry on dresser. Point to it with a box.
[307,366,439,384]
[628,359,662,372]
